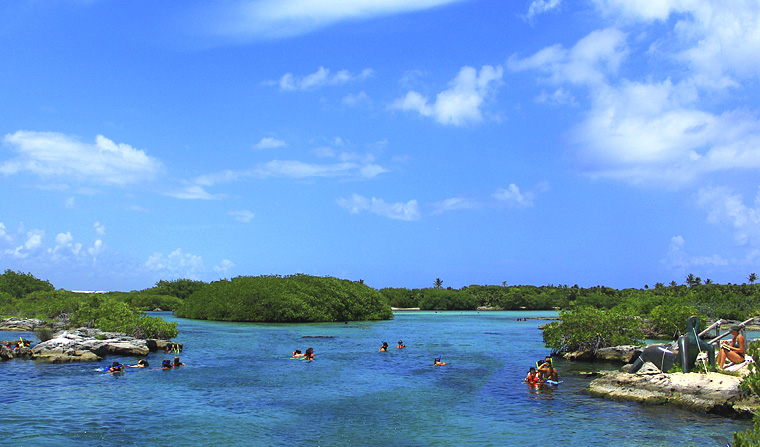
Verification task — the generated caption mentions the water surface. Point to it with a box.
[1,311,749,446]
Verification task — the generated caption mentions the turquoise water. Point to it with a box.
[1,311,750,446]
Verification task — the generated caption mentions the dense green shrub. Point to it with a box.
[176,274,393,323]
[417,288,478,310]
[542,306,644,354]
[734,416,760,446]
[648,303,705,339]
[379,288,420,308]
[0,270,54,299]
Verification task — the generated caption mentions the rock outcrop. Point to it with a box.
[0,318,55,331]
[28,328,181,363]
[586,364,759,417]
[561,345,642,363]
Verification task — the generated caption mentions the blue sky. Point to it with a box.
[2,0,760,291]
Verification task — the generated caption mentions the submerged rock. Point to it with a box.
[586,367,759,417]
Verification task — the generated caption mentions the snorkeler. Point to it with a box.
[108,361,125,373]
[292,349,304,358]
[380,342,389,352]
[434,357,446,366]
[524,366,541,384]
[129,359,149,368]
[537,356,558,382]
[161,359,173,370]
[173,356,186,367]
[397,340,405,349]
[304,347,315,361]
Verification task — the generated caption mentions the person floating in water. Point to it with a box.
[718,325,746,369]
[379,342,389,352]
[130,359,149,368]
[292,349,304,358]
[524,366,541,384]
[304,347,315,361]
[173,356,185,367]
[161,359,173,370]
[434,357,446,366]
[108,361,125,373]
[396,340,405,349]
[537,356,558,382]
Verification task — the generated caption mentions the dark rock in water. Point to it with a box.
[301,336,334,339]
[0,345,14,360]
[586,367,760,417]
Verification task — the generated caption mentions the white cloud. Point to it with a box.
[342,91,371,107]
[337,194,421,220]
[253,137,287,149]
[1,131,163,186]
[165,184,220,200]
[525,0,562,19]
[696,186,760,246]
[432,197,479,214]
[214,259,234,276]
[507,27,627,88]
[493,183,535,208]
[661,235,729,274]
[204,0,467,40]
[229,209,255,223]
[277,67,373,91]
[145,248,205,280]
[391,65,503,126]
[94,221,106,237]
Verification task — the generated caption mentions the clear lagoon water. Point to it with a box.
[1,311,750,446]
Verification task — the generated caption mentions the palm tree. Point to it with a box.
[434,278,443,289]
[748,273,758,285]
[685,273,697,287]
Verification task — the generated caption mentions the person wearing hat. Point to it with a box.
[717,325,746,369]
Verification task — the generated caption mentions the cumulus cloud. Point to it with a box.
[145,248,205,280]
[276,67,373,91]
[507,27,627,88]
[525,0,562,19]
[1,131,163,186]
[337,194,421,220]
[253,137,287,149]
[214,259,234,276]
[696,186,760,247]
[493,184,535,208]
[391,65,503,126]
[229,209,255,222]
[202,0,467,40]
[661,235,729,274]
[342,91,371,107]
[165,184,221,200]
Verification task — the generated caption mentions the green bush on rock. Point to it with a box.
[542,306,644,355]
[176,274,393,323]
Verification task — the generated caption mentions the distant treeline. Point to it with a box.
[380,282,760,321]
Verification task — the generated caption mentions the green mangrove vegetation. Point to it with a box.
[0,269,178,339]
[174,274,393,322]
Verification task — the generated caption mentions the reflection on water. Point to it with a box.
[1,311,750,446]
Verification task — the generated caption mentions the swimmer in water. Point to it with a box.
[380,342,389,352]
[524,366,540,384]
[304,347,315,361]
[108,361,125,373]
[397,340,405,349]
[434,357,446,366]
[173,356,185,367]
[161,359,173,370]
[129,359,149,368]
[292,349,304,358]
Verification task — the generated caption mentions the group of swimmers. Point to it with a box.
[524,356,559,385]
[106,356,185,374]
[379,340,405,351]
[3,337,30,350]
[291,347,315,361]
[377,340,447,366]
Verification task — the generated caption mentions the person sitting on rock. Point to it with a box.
[717,325,746,369]
[173,356,185,367]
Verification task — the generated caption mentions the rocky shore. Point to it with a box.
[586,365,760,417]
[1,319,181,363]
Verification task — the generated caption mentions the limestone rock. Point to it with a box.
[596,345,642,363]
[586,369,757,416]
